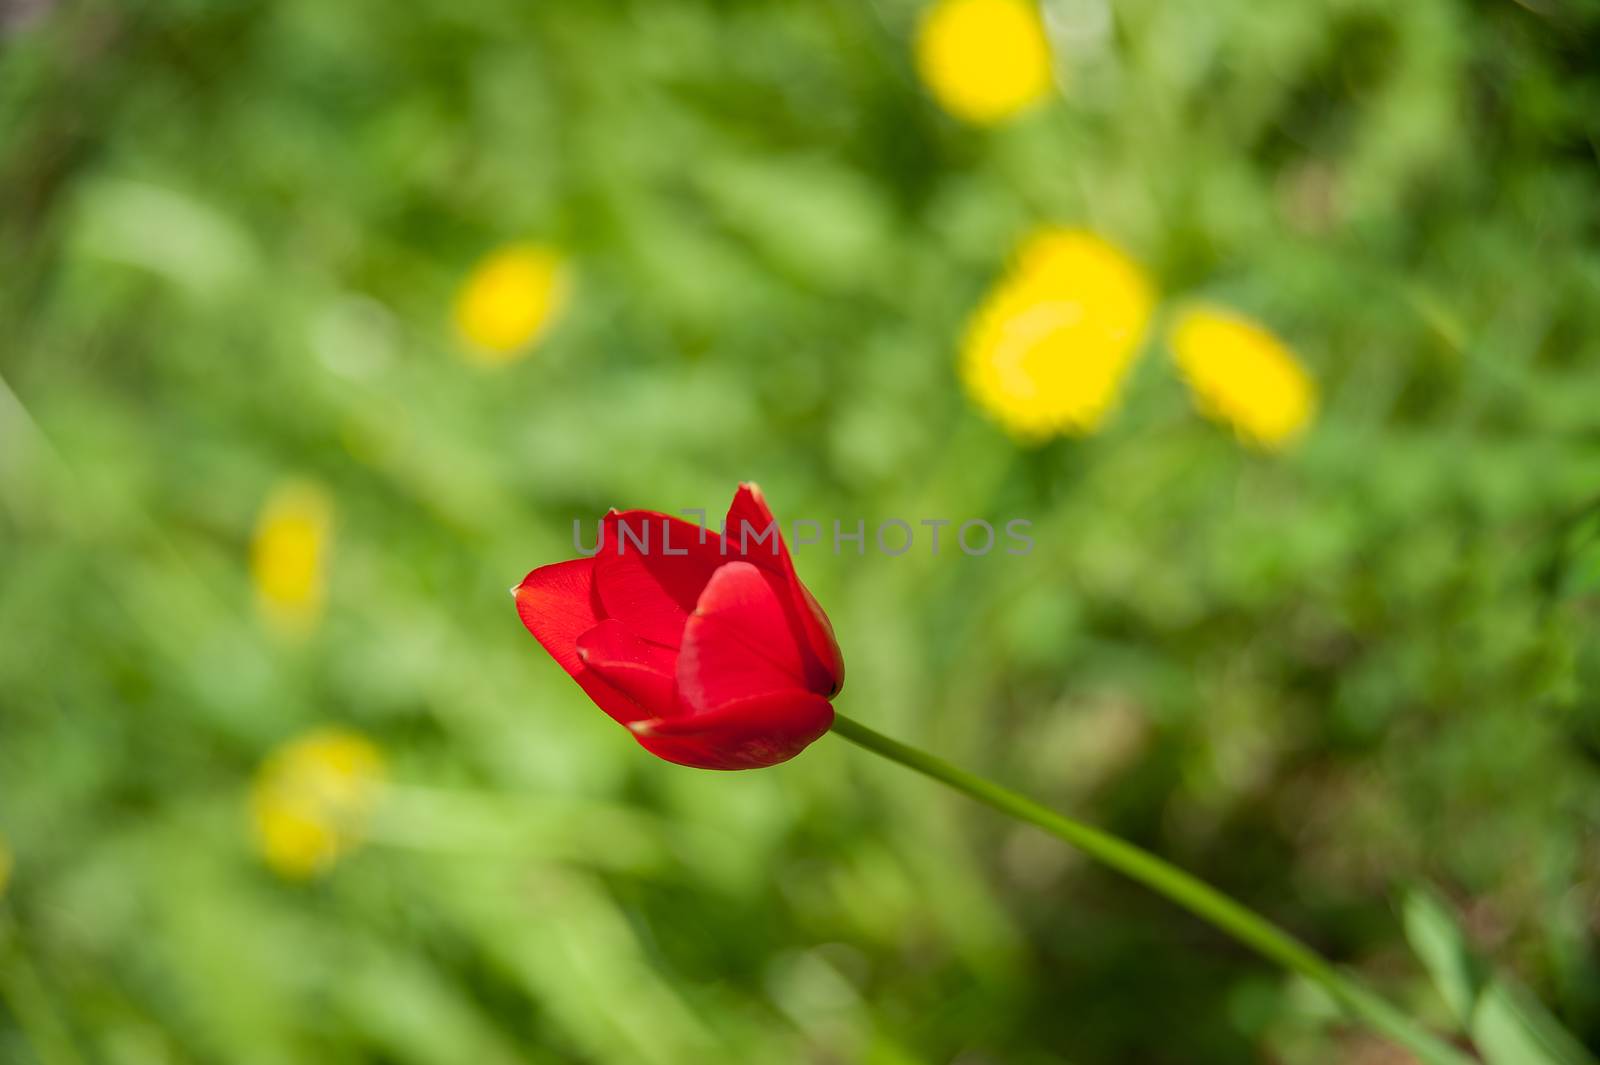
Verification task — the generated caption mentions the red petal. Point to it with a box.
[575,619,681,720]
[629,689,835,770]
[722,483,789,571]
[514,559,651,725]
[724,483,845,695]
[593,509,727,648]
[677,561,809,713]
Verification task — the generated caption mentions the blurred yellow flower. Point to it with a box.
[961,228,1156,438]
[1168,304,1316,449]
[251,480,333,637]
[915,0,1055,125]
[250,728,385,879]
[453,242,571,364]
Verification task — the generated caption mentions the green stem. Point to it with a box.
[829,713,1474,1065]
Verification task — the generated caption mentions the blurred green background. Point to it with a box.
[5,0,1600,1061]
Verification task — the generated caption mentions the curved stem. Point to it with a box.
[829,713,1473,1065]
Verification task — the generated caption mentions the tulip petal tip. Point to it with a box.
[508,583,521,598]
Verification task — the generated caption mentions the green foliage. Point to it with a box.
[4,0,1600,1062]
[1406,886,1596,1065]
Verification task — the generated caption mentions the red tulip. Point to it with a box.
[514,484,844,770]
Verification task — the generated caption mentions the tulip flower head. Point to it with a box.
[515,485,844,770]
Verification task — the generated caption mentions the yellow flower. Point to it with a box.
[453,242,571,364]
[1168,303,1316,449]
[251,480,333,637]
[250,728,385,879]
[961,228,1156,438]
[915,0,1055,125]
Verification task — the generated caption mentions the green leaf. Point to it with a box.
[1472,979,1598,1065]
[1401,887,1480,1027]
[1401,887,1596,1065]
